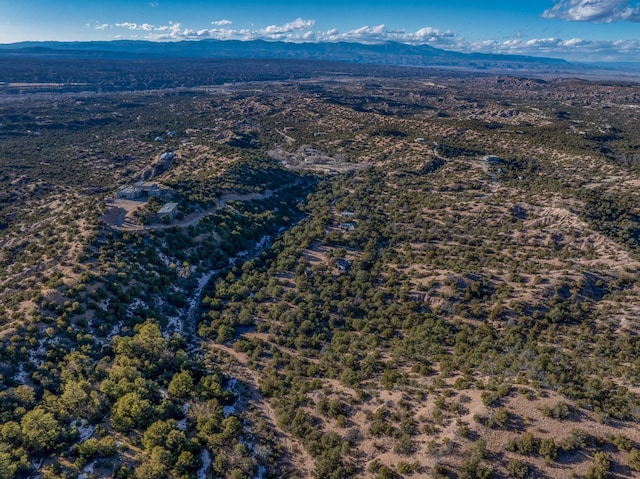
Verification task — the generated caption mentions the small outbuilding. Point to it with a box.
[339,222,357,231]
[157,202,179,221]
[159,152,176,162]
[336,258,352,272]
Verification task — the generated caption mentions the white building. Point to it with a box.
[157,202,179,221]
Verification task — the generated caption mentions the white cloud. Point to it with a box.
[116,22,155,31]
[261,18,315,37]
[205,28,242,40]
[149,2,159,7]
[149,22,184,40]
[212,19,232,26]
[562,37,589,46]
[94,23,109,31]
[403,27,458,45]
[340,24,387,42]
[542,0,640,22]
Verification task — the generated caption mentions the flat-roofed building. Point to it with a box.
[157,202,179,221]
[117,186,139,199]
[117,181,163,199]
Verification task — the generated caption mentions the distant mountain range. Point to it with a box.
[0,39,573,71]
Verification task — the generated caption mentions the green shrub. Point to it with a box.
[629,448,640,472]
[507,459,528,479]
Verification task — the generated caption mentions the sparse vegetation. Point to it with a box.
[2,58,640,478]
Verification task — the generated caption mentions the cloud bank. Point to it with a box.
[100,18,458,46]
[542,0,640,22]
[94,17,640,61]
[467,36,640,61]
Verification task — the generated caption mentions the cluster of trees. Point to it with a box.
[192,153,640,476]
[0,318,257,478]
[0,146,311,476]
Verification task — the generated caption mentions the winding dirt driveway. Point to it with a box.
[101,190,274,232]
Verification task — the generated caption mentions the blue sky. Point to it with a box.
[1,0,639,61]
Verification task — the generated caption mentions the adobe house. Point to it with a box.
[116,181,162,199]
[157,202,179,221]
[116,186,139,200]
